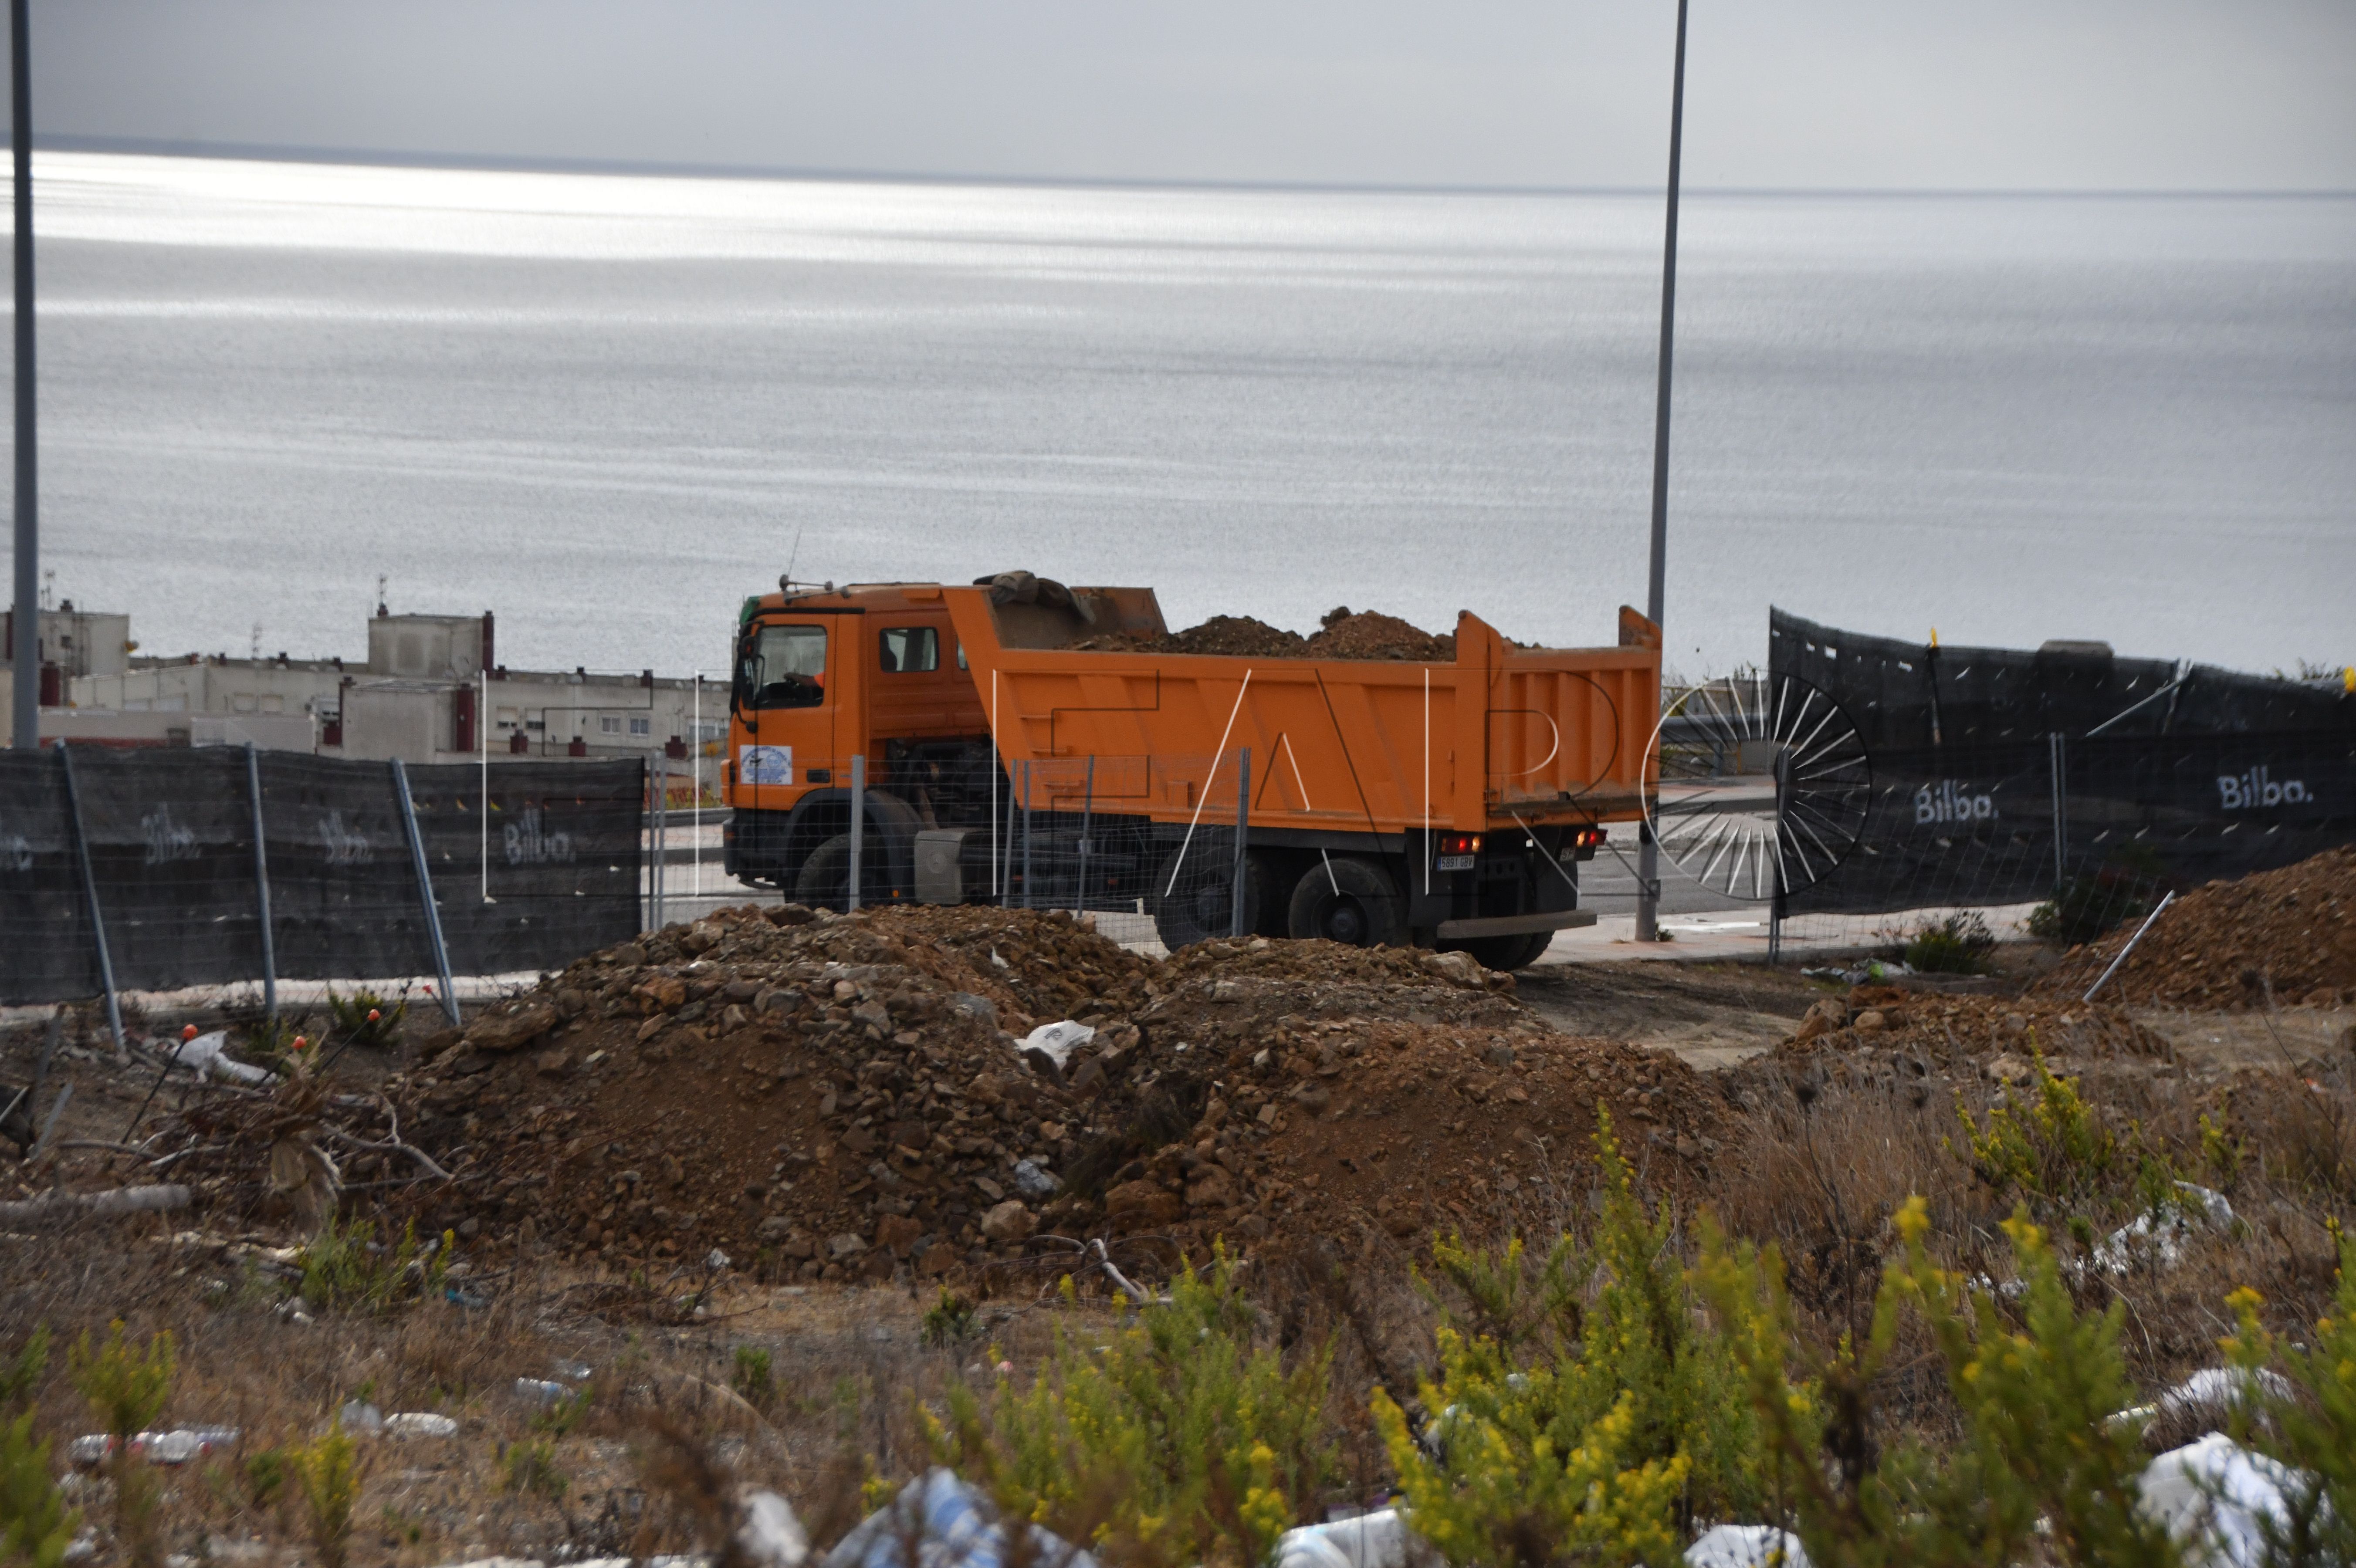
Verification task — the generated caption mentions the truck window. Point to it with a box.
[879,626,939,674]
[745,624,828,709]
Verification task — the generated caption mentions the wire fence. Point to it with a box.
[0,747,645,1016]
[763,748,1254,956]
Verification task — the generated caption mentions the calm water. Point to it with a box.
[11,153,2354,680]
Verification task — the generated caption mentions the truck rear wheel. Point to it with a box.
[1148,846,1278,950]
[794,833,890,912]
[1286,855,1406,948]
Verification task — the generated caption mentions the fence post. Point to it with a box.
[1019,760,1033,911]
[653,750,667,930]
[848,751,865,912]
[245,743,277,1021]
[1230,748,1251,938]
[52,744,125,1053]
[1767,745,1788,964]
[1076,755,1094,919]
[2048,733,2068,887]
[391,759,461,1026]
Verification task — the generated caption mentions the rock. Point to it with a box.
[1852,1010,1888,1033]
[874,1214,925,1258]
[980,1200,1036,1242]
[534,1049,569,1077]
[827,1232,867,1260]
[610,943,650,966]
[1986,1053,2034,1085]
[852,1000,892,1033]
[948,992,1000,1029]
[756,1215,796,1242]
[1104,1180,1183,1231]
[467,1001,559,1054]
[1012,1159,1061,1199]
[917,1244,958,1277]
[636,976,688,1011]
[1424,950,1484,986]
[1185,1165,1235,1210]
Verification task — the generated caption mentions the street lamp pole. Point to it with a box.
[8,0,36,750]
[1634,0,1689,943]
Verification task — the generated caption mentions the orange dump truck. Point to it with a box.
[722,573,1660,968]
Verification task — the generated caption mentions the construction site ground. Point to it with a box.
[4,846,2354,1565]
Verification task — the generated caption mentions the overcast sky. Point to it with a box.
[27,0,2356,190]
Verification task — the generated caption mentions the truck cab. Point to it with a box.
[725,581,993,904]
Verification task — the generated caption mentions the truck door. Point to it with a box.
[735,620,838,811]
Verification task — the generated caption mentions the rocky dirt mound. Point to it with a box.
[150,904,1719,1292]
[1303,608,1456,662]
[1771,985,2173,1071]
[2035,847,2356,1011]
[1069,608,1459,663]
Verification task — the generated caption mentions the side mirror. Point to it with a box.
[732,653,756,713]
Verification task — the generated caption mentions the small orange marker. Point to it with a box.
[180,1024,199,1042]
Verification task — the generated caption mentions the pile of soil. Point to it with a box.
[2035,847,2356,1011]
[1070,608,1457,663]
[1762,984,2173,1074]
[253,907,1725,1288]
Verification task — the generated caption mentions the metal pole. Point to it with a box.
[653,749,667,928]
[2049,733,2068,888]
[391,758,459,1025]
[1230,747,1250,939]
[692,672,702,896]
[1767,745,1787,965]
[9,0,38,751]
[1634,0,1689,946]
[1076,754,1093,918]
[1019,760,1032,911]
[53,744,122,1051]
[245,743,276,1021]
[2083,889,2174,1004]
[478,670,487,902]
[847,750,865,911]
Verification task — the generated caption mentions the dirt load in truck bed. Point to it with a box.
[1070,607,1458,662]
[237,904,1725,1288]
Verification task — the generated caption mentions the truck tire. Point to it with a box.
[1148,845,1277,950]
[1286,855,1406,948]
[793,833,890,912]
[1443,930,1555,971]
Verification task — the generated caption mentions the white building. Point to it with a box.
[59,608,726,786]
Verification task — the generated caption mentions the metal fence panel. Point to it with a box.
[0,751,102,1004]
[0,749,644,1005]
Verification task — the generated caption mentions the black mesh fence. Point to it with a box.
[1770,608,2353,751]
[1782,730,2356,919]
[0,749,644,1005]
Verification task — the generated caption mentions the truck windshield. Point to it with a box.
[745,624,828,709]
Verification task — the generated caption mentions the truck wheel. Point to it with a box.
[1286,855,1406,948]
[794,833,889,912]
[1148,845,1276,950]
[1444,931,1555,970]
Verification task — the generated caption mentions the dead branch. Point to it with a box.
[0,1184,191,1224]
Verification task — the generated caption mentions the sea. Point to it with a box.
[10,152,2354,683]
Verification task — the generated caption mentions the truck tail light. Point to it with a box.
[1434,831,1480,871]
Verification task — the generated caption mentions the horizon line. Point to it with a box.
[24,134,2356,203]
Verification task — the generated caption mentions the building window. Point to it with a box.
[879,626,939,673]
[599,715,622,735]
[629,716,651,737]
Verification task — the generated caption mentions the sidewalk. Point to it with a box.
[1533,902,2044,966]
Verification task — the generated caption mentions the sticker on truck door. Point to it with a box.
[739,745,793,786]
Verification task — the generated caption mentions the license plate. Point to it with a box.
[1435,854,1476,872]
